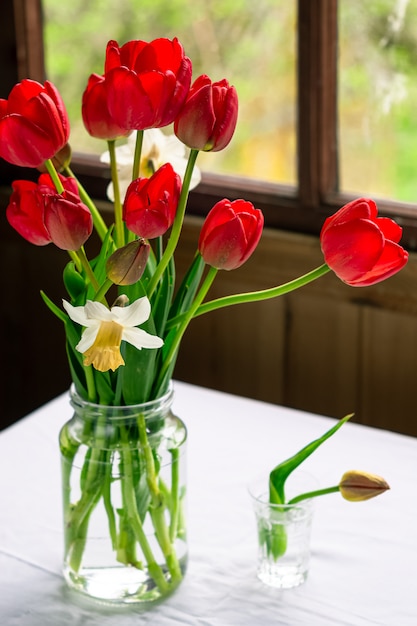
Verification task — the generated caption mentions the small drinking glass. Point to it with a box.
[248,474,315,589]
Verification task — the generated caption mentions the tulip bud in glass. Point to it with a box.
[339,470,390,502]
[106,238,150,285]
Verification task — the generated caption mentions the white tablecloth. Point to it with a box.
[0,381,416,625]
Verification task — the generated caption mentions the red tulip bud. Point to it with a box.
[198,198,264,270]
[174,74,238,152]
[123,163,181,238]
[6,173,92,251]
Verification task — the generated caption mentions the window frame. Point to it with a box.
[2,0,417,249]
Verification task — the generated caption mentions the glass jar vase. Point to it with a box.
[59,385,187,605]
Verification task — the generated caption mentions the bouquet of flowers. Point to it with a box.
[0,37,408,603]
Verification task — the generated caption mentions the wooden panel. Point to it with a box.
[284,292,360,419]
[360,307,417,436]
[175,282,286,404]
[0,217,70,428]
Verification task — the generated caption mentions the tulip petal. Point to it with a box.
[174,82,216,149]
[349,240,409,286]
[375,216,403,244]
[321,219,384,283]
[6,181,51,245]
[7,79,44,112]
[0,115,56,167]
[321,198,377,236]
[200,218,247,269]
[44,193,93,251]
[107,68,156,129]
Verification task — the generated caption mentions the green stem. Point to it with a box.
[288,485,340,505]
[147,149,199,298]
[44,159,64,193]
[154,265,218,395]
[65,450,105,571]
[65,165,108,242]
[169,448,180,543]
[67,249,82,273]
[76,246,101,294]
[107,139,124,248]
[67,487,102,572]
[132,130,144,181]
[84,365,97,403]
[195,264,331,317]
[94,278,114,303]
[119,438,170,593]
[102,454,117,550]
[137,413,182,584]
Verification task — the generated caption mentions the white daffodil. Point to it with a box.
[63,297,163,373]
[100,128,201,202]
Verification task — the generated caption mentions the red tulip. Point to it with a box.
[99,38,192,131]
[82,73,131,140]
[0,79,70,168]
[123,163,181,238]
[6,173,93,251]
[198,199,264,270]
[320,198,408,286]
[174,74,238,152]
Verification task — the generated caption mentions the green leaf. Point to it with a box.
[40,290,67,323]
[152,254,175,337]
[120,342,159,404]
[64,320,88,396]
[119,275,147,303]
[169,252,205,318]
[87,228,115,300]
[63,261,87,302]
[269,413,354,504]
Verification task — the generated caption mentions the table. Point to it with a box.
[1,381,416,625]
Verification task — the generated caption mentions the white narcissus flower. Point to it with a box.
[101,128,201,202]
[63,297,163,372]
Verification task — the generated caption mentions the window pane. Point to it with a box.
[339,0,417,202]
[43,0,296,185]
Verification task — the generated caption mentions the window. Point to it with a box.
[339,0,417,204]
[2,0,417,249]
[42,0,297,186]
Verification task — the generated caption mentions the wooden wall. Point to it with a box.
[1,208,417,437]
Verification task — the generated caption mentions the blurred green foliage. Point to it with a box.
[339,0,417,202]
[43,0,417,202]
[43,0,296,183]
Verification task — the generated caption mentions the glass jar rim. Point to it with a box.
[69,382,174,418]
